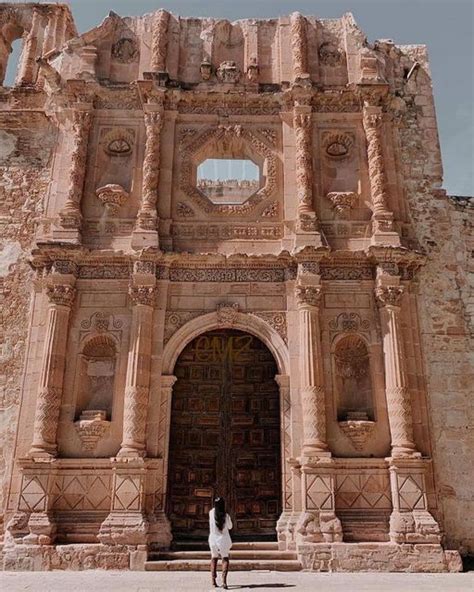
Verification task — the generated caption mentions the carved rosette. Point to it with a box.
[151,9,170,71]
[95,184,129,215]
[59,110,92,229]
[326,191,358,219]
[290,12,309,79]
[339,420,376,451]
[362,104,393,228]
[136,110,164,232]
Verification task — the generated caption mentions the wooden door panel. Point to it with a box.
[167,329,281,540]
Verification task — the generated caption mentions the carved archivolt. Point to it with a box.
[178,124,278,216]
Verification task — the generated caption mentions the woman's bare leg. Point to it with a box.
[210,557,218,587]
[222,557,230,589]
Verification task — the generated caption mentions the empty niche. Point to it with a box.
[76,334,117,419]
[333,334,375,422]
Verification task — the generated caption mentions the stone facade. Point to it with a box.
[0,3,471,572]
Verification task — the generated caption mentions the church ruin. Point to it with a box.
[0,3,471,572]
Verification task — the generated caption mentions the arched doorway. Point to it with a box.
[166,329,281,542]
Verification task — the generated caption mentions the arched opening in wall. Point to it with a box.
[75,334,117,421]
[166,329,281,542]
[333,334,375,422]
[1,20,25,86]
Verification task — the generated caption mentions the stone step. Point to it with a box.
[145,559,302,572]
[173,541,280,551]
[153,550,297,560]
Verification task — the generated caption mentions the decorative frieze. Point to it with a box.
[172,223,283,240]
[129,285,157,307]
[168,267,287,283]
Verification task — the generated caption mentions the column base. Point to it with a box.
[51,226,81,244]
[98,511,150,546]
[28,446,57,459]
[116,446,146,459]
[23,512,56,546]
[131,229,159,250]
[389,510,442,544]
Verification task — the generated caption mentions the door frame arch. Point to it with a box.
[158,310,292,540]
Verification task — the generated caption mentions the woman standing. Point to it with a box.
[209,497,233,589]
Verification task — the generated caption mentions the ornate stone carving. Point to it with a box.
[164,311,203,343]
[176,202,195,218]
[290,12,309,79]
[216,302,240,324]
[200,60,212,80]
[59,110,92,229]
[74,410,110,451]
[216,60,241,83]
[339,420,376,451]
[296,285,322,308]
[329,312,370,334]
[46,284,76,307]
[95,184,129,214]
[326,191,358,218]
[320,266,374,280]
[363,104,394,228]
[103,128,135,156]
[251,312,288,344]
[129,285,157,307]
[151,9,170,71]
[246,58,259,82]
[80,312,123,333]
[133,260,156,276]
[111,38,139,63]
[293,106,318,231]
[375,285,404,307]
[318,42,343,66]
[122,386,148,447]
[136,110,164,231]
[322,131,354,160]
[258,201,278,219]
[179,125,277,215]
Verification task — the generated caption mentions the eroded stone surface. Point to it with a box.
[0,3,470,572]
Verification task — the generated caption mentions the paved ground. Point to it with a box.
[1,571,473,592]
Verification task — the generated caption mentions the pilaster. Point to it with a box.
[29,276,76,458]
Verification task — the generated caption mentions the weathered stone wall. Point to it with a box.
[0,112,56,533]
[395,45,474,554]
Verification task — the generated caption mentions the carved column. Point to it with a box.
[293,101,321,245]
[290,12,309,80]
[29,281,76,458]
[363,103,400,245]
[375,279,418,458]
[118,282,157,457]
[150,9,170,72]
[296,283,328,458]
[17,9,41,85]
[275,374,292,549]
[58,108,92,239]
[132,109,164,249]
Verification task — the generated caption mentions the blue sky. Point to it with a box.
[6,0,473,195]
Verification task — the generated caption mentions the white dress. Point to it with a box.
[208,508,233,558]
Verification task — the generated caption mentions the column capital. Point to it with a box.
[375,284,404,308]
[46,283,76,307]
[296,284,322,309]
[129,284,157,307]
[161,375,177,390]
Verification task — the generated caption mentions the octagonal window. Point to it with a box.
[197,158,261,205]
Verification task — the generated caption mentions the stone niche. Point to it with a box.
[332,334,377,453]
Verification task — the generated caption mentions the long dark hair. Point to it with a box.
[214,497,226,531]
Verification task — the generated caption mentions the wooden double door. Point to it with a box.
[167,329,281,541]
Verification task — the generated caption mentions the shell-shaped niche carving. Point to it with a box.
[74,410,110,451]
[334,334,375,423]
[102,128,135,157]
[322,131,354,160]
